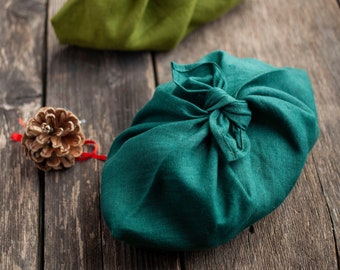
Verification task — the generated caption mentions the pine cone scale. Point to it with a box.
[63,135,83,147]
[36,133,51,145]
[70,146,83,157]
[40,145,54,158]
[30,139,45,152]
[60,156,75,168]
[27,125,43,136]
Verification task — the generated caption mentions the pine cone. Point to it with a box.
[22,107,85,171]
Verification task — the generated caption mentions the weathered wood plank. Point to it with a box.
[0,0,46,269]
[45,1,181,269]
[102,238,181,270]
[155,0,340,268]
[308,0,340,261]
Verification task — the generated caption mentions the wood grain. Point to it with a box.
[155,0,340,268]
[0,0,46,269]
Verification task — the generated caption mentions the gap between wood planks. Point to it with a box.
[38,1,48,269]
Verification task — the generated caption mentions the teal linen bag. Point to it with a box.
[101,50,319,250]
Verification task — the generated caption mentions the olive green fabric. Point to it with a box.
[51,0,241,51]
[101,50,319,250]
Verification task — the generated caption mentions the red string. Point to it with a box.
[10,118,25,142]
[76,140,107,161]
[18,117,27,129]
[11,132,23,142]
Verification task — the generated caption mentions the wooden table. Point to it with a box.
[1,0,339,269]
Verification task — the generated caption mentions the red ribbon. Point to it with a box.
[76,140,107,161]
[11,132,23,142]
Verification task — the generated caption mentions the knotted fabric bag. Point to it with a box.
[51,0,241,51]
[101,51,319,250]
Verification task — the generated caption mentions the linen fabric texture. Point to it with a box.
[101,51,319,250]
[51,0,241,51]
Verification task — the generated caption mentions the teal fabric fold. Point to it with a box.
[101,50,319,250]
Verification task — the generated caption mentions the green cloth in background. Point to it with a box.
[101,51,319,250]
[51,0,241,51]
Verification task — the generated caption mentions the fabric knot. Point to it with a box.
[172,61,252,161]
[205,87,252,130]
[205,87,252,161]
